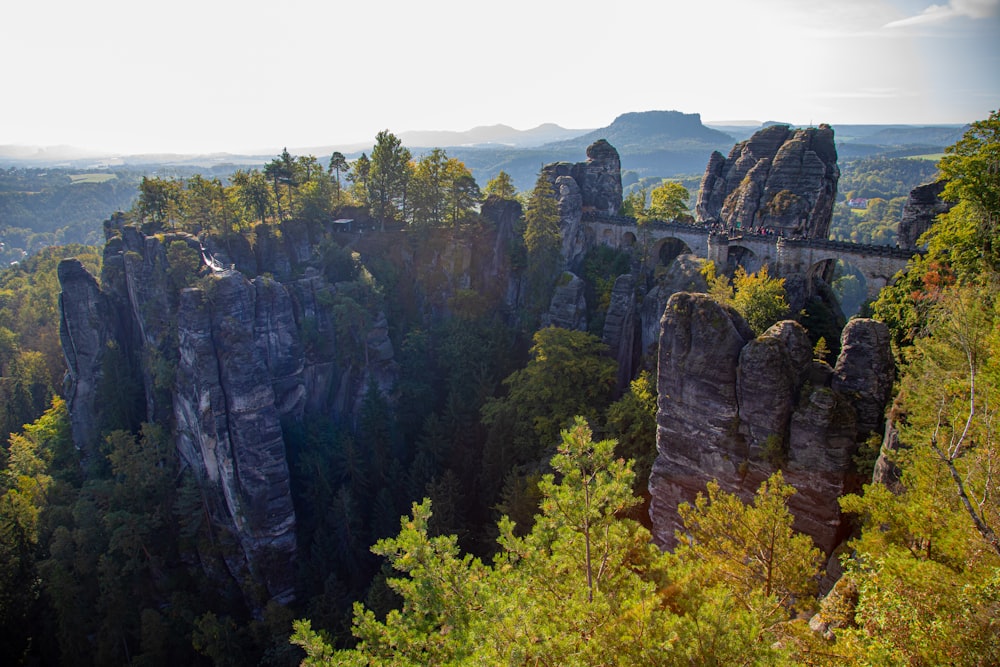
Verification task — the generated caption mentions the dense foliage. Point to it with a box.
[0,169,138,264]
[293,422,825,666]
[828,156,940,245]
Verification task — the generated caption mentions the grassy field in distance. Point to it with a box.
[69,173,117,184]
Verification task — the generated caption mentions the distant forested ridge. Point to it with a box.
[828,156,941,245]
[0,168,139,263]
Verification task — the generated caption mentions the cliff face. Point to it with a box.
[58,221,399,606]
[173,273,298,603]
[542,139,624,269]
[897,180,953,249]
[481,195,526,313]
[58,258,118,459]
[648,293,893,554]
[696,124,840,238]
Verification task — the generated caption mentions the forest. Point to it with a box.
[0,113,998,666]
[827,156,941,246]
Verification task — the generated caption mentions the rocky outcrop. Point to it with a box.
[601,274,638,394]
[59,222,400,608]
[638,254,709,363]
[648,293,893,554]
[173,274,297,603]
[58,258,118,458]
[574,139,624,215]
[481,195,525,312]
[542,140,624,269]
[696,124,839,238]
[831,319,895,438]
[897,180,953,249]
[542,272,587,331]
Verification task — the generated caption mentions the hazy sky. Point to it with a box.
[2,0,998,154]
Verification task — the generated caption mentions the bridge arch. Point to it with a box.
[807,258,870,317]
[726,244,763,274]
[654,237,694,266]
[579,219,915,301]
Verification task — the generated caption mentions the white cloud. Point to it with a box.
[885,0,1000,27]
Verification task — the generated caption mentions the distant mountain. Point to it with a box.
[400,123,591,149]
[546,110,734,152]
[0,144,114,165]
[447,110,736,190]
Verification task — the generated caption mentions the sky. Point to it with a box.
[2,0,998,155]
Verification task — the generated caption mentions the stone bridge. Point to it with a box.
[584,216,917,301]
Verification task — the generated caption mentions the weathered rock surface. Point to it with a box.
[602,273,638,394]
[831,318,895,438]
[542,272,587,331]
[696,124,839,238]
[173,275,297,603]
[481,195,526,312]
[649,293,894,554]
[542,140,624,269]
[58,258,117,458]
[638,254,710,364]
[58,223,400,608]
[897,180,953,249]
[575,139,624,215]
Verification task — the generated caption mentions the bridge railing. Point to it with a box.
[580,212,921,259]
[581,213,710,234]
[779,236,921,260]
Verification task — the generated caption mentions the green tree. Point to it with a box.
[264,148,300,221]
[521,173,563,319]
[604,370,658,495]
[137,176,183,229]
[183,174,230,234]
[299,171,336,226]
[230,169,273,225]
[368,130,411,231]
[482,327,616,464]
[445,169,480,227]
[347,153,371,207]
[0,398,70,657]
[537,416,639,602]
[674,472,823,615]
[165,240,203,295]
[648,180,689,221]
[837,289,1000,664]
[523,173,560,257]
[619,187,647,219]
[483,170,516,200]
[937,109,1000,273]
[839,112,1000,665]
[715,265,789,334]
[328,151,349,205]
[408,148,449,228]
[292,418,675,666]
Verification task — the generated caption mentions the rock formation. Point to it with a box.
[696,124,840,238]
[173,274,297,602]
[58,258,119,459]
[59,221,400,607]
[897,180,953,249]
[601,273,638,394]
[541,272,587,331]
[481,195,526,312]
[638,254,709,363]
[542,140,624,269]
[648,293,893,554]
